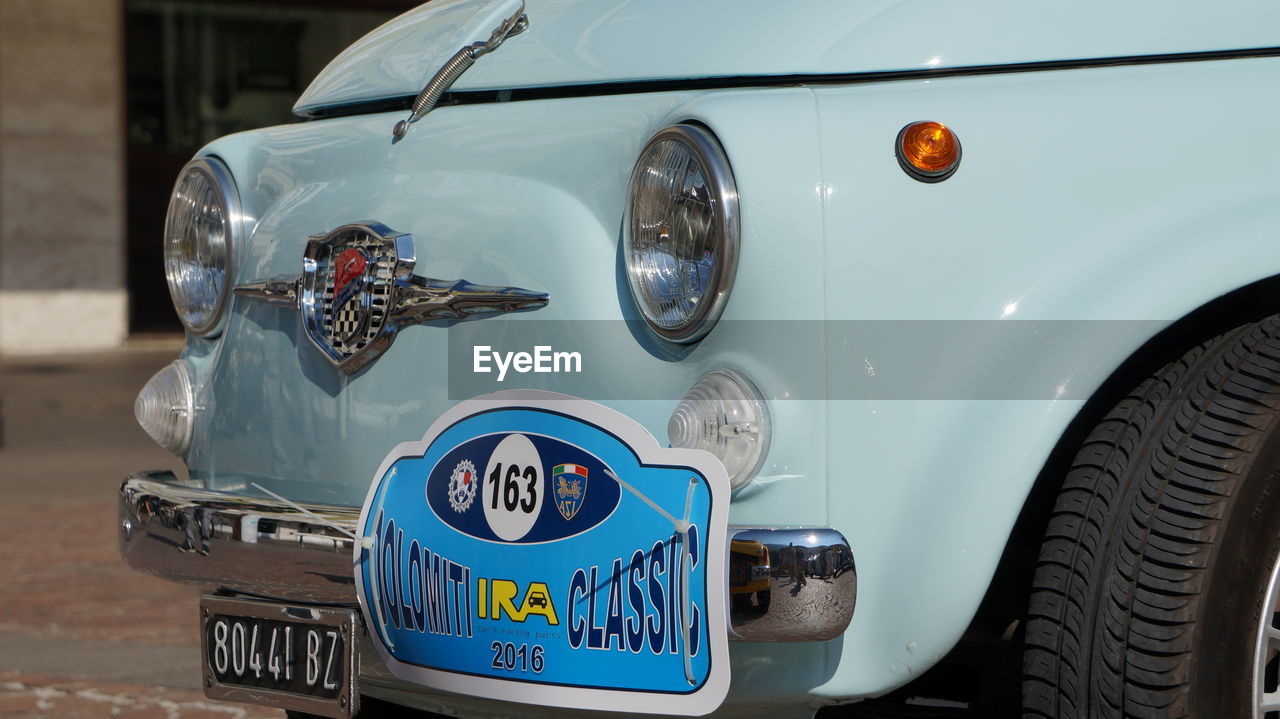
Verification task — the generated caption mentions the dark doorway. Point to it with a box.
[124,0,412,333]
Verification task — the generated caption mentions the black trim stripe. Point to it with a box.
[296,45,1280,121]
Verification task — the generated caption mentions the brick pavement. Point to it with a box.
[0,347,284,718]
[0,673,279,719]
[0,497,197,645]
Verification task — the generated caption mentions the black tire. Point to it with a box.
[1023,316,1280,718]
[758,589,772,611]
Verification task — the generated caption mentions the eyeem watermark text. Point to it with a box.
[473,345,582,381]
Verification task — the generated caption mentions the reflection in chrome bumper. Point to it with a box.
[727,527,856,642]
[118,471,358,605]
[119,471,856,641]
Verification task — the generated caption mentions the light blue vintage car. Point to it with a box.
[120,1,1280,717]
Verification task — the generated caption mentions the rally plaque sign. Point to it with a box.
[354,391,730,715]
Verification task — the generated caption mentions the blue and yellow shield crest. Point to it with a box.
[552,463,588,521]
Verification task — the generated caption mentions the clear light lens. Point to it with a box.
[165,158,236,336]
[135,360,195,456]
[668,369,771,489]
[625,125,738,342]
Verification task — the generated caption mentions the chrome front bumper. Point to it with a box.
[119,471,855,642]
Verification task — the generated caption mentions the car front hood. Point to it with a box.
[295,0,1280,115]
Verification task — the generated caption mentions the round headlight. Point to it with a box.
[624,124,739,343]
[668,368,770,490]
[164,157,240,336]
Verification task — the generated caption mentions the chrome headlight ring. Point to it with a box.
[624,124,740,344]
[164,156,241,337]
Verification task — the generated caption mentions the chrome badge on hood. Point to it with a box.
[235,222,548,373]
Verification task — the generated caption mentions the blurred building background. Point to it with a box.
[0,0,417,355]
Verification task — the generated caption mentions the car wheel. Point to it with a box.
[758,590,772,611]
[1023,316,1280,718]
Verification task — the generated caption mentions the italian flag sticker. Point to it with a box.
[554,463,588,477]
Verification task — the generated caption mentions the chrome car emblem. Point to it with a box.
[330,247,373,344]
[308,230,391,355]
[234,222,548,373]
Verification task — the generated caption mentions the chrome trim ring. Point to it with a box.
[164,156,243,337]
[624,123,740,344]
[119,471,856,642]
[1255,547,1280,716]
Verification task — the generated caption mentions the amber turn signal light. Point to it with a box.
[896,121,961,182]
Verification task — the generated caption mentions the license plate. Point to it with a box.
[354,393,731,716]
[200,596,358,718]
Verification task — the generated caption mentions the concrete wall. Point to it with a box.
[0,0,127,355]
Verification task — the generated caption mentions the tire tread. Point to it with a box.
[1024,319,1280,717]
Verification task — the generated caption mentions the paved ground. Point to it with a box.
[0,343,282,718]
[731,574,857,642]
